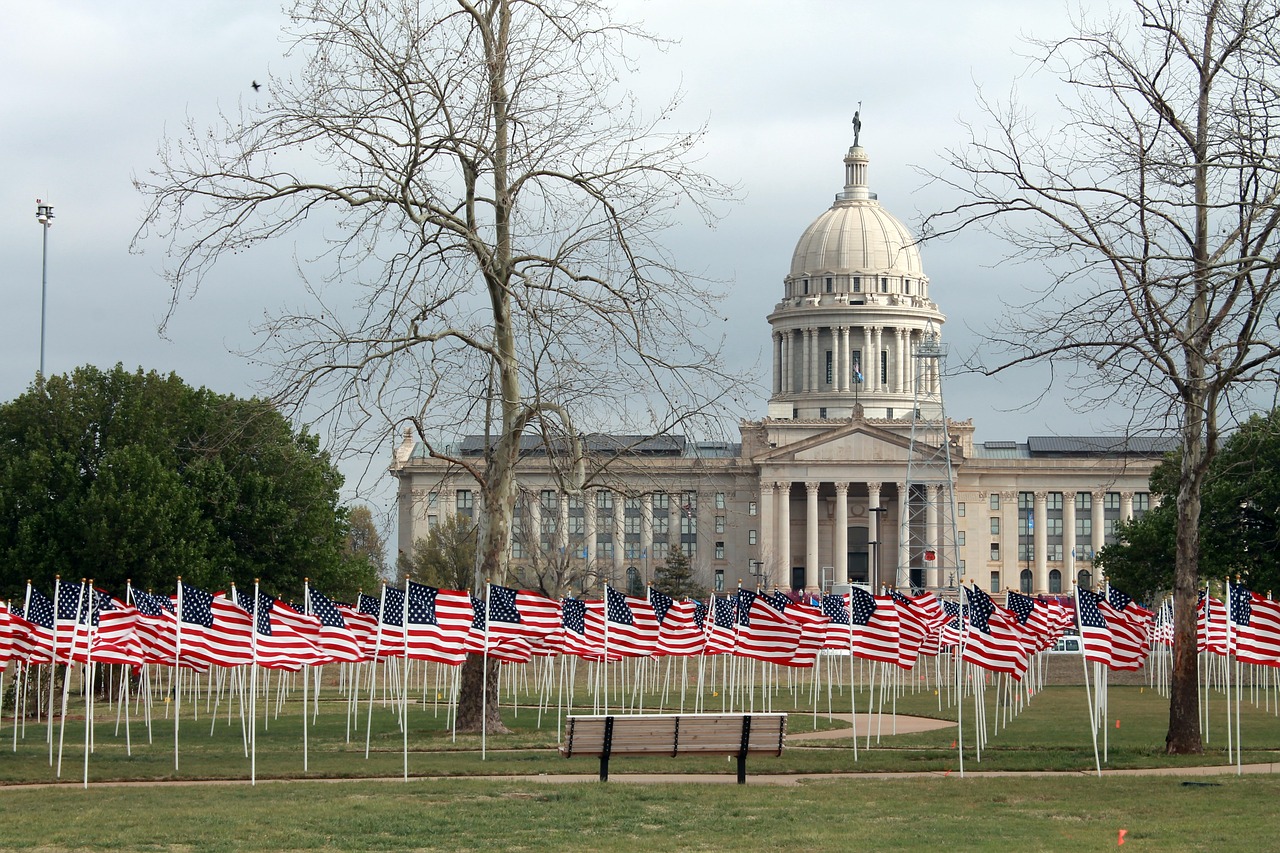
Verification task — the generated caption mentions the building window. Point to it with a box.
[682,492,697,515]
[624,496,641,511]
[905,280,912,295]
[715,516,725,534]
[426,492,439,508]
[820,407,828,419]
[715,541,725,559]
[1078,570,1093,589]
[748,529,758,545]
[880,352,888,384]
[680,541,696,557]
[652,541,669,560]
[990,493,1000,511]
[568,516,585,536]
[1046,518,1063,537]
[802,279,809,294]
[597,536,614,558]
[989,571,1000,593]
[1104,492,1120,511]
[715,492,726,510]
[879,277,888,293]
[853,276,861,292]
[957,502,965,517]
[457,490,474,511]
[749,501,758,516]
[1047,544,1063,561]
[596,490,613,510]
[567,494,583,511]
[624,515,641,535]
[825,277,833,292]
[626,566,642,597]
[990,543,1000,561]
[680,514,696,535]
[1047,492,1063,511]
[427,514,438,530]
[990,517,1000,535]
[957,531,966,546]
[1076,492,1092,512]
[1049,569,1062,593]
[652,492,669,512]
[714,570,725,592]
[1134,492,1151,514]
[654,514,670,536]
[1076,517,1092,539]
[511,539,524,559]
[1020,569,1032,593]
[825,351,833,384]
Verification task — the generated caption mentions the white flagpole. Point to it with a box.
[83,579,98,788]
[482,580,492,761]
[48,576,61,766]
[364,584,387,759]
[250,580,260,786]
[303,579,311,774]
[402,576,410,781]
[175,578,187,772]
[57,579,88,778]
[1073,584,1102,777]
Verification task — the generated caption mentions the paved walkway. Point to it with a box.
[788,713,954,741]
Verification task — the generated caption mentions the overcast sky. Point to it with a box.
[2,1,1114,532]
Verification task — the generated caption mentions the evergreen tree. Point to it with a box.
[651,546,705,600]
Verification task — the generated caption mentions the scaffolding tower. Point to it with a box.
[899,323,962,592]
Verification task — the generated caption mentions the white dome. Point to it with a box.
[788,145,924,278]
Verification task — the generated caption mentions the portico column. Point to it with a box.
[830,326,840,391]
[862,327,873,391]
[1033,491,1048,593]
[872,326,883,393]
[759,480,775,570]
[1121,491,1134,522]
[1062,491,1076,585]
[776,482,791,586]
[781,330,791,393]
[640,493,652,567]
[1091,489,1106,572]
[806,327,818,392]
[558,491,570,554]
[805,481,820,591]
[612,491,624,580]
[585,491,596,565]
[772,331,781,395]
[896,328,908,393]
[840,327,852,392]
[867,482,882,590]
[529,496,542,558]
[896,482,910,589]
[833,482,849,586]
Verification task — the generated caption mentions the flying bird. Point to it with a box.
[251,80,261,92]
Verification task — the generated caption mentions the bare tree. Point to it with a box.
[134,0,740,731]
[922,0,1280,753]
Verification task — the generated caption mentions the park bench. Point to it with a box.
[560,712,787,783]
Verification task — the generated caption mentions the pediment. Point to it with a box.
[755,421,920,465]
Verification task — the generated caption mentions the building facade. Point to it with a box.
[391,137,1168,596]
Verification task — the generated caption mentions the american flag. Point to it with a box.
[889,591,933,669]
[1230,587,1280,666]
[820,592,853,650]
[1076,587,1118,669]
[962,585,1029,680]
[780,599,828,668]
[238,590,326,670]
[1198,590,1229,655]
[485,585,561,649]
[307,587,365,663]
[338,600,379,658]
[849,587,901,666]
[404,581,472,666]
[128,588,180,665]
[1101,586,1150,670]
[552,597,606,659]
[0,602,13,671]
[11,586,56,664]
[175,582,254,668]
[733,593,804,666]
[54,580,93,663]
[90,594,146,667]
[1006,590,1057,651]
[604,587,659,657]
[655,598,706,657]
[648,588,675,626]
[464,591,534,663]
[703,597,737,655]
[367,586,407,657]
[939,599,963,648]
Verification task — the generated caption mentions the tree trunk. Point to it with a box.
[1166,402,1206,754]
[453,653,509,734]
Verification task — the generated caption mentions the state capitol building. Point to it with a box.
[391,134,1169,598]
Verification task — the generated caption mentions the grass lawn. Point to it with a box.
[1,661,1278,850]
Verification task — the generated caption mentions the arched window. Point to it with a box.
[1077,570,1093,590]
[1019,569,1032,593]
[1049,569,1062,594]
[626,566,642,597]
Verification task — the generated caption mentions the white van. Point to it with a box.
[1051,636,1082,653]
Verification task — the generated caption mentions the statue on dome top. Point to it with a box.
[852,108,862,147]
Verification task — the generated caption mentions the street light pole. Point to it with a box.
[35,200,55,378]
